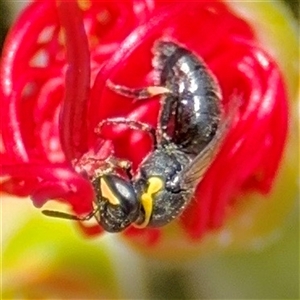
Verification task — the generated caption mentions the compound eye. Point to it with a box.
[104,175,138,212]
[95,175,139,232]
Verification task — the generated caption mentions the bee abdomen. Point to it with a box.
[155,41,222,155]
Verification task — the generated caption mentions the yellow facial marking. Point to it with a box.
[135,177,163,228]
[100,178,119,205]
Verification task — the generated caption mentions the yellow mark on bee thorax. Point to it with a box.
[100,177,120,205]
[134,177,163,228]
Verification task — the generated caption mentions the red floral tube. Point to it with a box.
[0,0,288,243]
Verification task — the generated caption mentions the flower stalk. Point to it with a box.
[56,0,90,162]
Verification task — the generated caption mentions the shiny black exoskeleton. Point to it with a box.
[91,174,139,232]
[153,41,221,155]
[132,41,223,226]
[42,40,225,231]
[103,41,224,228]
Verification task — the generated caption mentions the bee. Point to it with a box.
[43,40,225,231]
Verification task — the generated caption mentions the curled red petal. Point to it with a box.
[124,226,161,246]
[0,1,61,163]
[76,222,104,237]
[0,178,39,197]
[56,1,90,161]
[0,0,290,242]
[1,163,94,213]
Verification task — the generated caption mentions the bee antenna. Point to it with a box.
[42,209,96,221]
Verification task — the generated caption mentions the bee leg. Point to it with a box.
[107,79,170,100]
[107,156,134,180]
[95,117,157,145]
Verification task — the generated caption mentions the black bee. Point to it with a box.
[42,40,225,231]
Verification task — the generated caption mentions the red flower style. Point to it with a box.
[0,0,288,244]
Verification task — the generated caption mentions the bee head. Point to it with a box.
[93,174,139,232]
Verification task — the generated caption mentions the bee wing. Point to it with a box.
[181,94,239,188]
[183,102,239,188]
[181,126,226,188]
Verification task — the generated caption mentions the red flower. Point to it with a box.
[0,0,288,244]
